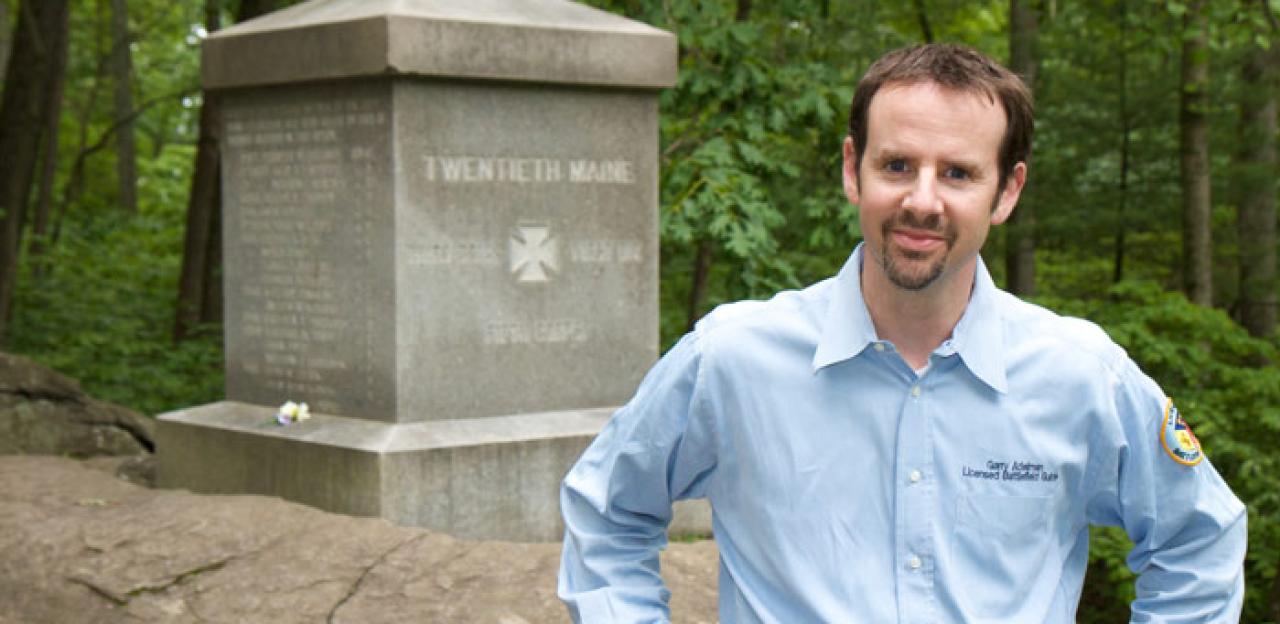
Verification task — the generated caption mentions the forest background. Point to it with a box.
[1,0,1278,620]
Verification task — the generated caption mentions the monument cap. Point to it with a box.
[203,0,678,90]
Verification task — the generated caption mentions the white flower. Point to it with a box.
[275,400,310,425]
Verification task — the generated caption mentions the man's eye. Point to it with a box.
[944,167,970,180]
[885,160,908,173]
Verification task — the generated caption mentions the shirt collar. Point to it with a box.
[811,244,1009,394]
[949,255,1008,393]
[812,245,879,372]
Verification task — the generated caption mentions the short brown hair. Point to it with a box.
[847,44,1034,189]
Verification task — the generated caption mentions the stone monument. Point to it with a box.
[157,0,703,541]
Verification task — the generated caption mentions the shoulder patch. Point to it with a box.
[1159,399,1203,466]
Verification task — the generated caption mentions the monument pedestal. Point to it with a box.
[159,404,709,542]
[158,0,697,542]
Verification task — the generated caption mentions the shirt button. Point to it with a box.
[908,555,922,570]
[908,469,922,484]
[874,343,885,352]
[910,385,921,397]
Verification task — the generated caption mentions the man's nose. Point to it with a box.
[905,171,943,214]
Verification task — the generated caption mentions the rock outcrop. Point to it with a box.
[0,352,154,457]
[0,456,719,623]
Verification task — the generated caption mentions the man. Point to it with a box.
[558,44,1245,623]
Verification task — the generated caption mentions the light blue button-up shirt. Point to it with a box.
[559,246,1246,623]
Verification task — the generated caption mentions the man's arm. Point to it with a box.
[1093,358,1246,623]
[558,331,718,623]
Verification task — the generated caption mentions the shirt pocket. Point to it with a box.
[951,494,1057,619]
[956,493,1049,537]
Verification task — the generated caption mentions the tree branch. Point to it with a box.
[76,88,198,161]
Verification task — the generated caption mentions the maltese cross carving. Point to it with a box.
[509,225,559,283]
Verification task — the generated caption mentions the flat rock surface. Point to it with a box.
[0,455,719,623]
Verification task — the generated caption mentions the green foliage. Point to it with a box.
[9,144,222,416]
[589,0,1015,347]
[1040,279,1280,621]
[645,0,864,342]
[5,0,210,416]
[54,0,203,213]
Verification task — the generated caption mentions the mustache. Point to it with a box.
[882,211,956,243]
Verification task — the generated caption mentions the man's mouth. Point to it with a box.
[890,228,946,253]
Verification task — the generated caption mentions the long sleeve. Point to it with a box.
[558,331,719,623]
[1094,358,1247,623]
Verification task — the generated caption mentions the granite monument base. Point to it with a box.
[156,402,710,542]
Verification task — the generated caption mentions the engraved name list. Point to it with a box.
[225,94,390,416]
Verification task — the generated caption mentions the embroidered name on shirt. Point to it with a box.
[962,460,1059,482]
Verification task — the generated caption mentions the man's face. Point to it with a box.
[843,82,1026,292]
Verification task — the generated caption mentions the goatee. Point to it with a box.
[877,211,957,291]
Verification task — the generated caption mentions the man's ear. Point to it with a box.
[991,161,1027,226]
[842,136,860,205]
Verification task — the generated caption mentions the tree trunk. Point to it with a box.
[913,0,934,43]
[173,92,220,341]
[1004,0,1038,296]
[0,0,71,345]
[1179,0,1212,306]
[27,0,72,279]
[1271,552,1280,624]
[201,192,223,325]
[0,3,10,85]
[1113,0,1130,285]
[686,240,714,331]
[174,0,223,343]
[1114,114,1131,284]
[175,0,289,342]
[109,0,137,215]
[238,0,286,20]
[1236,39,1277,338]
